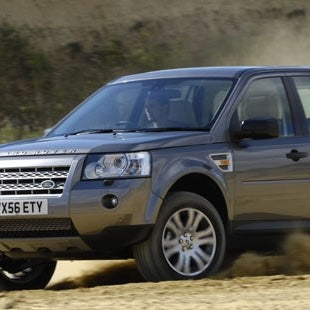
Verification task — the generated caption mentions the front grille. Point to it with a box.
[0,218,78,238]
[0,166,70,196]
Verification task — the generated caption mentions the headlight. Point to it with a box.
[83,152,151,179]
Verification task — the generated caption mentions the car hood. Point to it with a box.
[0,131,211,156]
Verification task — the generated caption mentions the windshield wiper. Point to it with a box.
[64,129,115,136]
[64,127,209,136]
[135,127,210,132]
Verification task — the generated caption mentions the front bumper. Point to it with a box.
[0,225,154,260]
[0,154,159,259]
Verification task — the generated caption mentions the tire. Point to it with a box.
[0,258,57,290]
[133,191,226,281]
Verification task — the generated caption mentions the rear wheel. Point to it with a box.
[0,257,56,290]
[133,191,226,281]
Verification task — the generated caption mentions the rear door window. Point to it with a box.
[292,76,310,132]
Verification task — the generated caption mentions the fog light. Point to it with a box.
[102,194,119,209]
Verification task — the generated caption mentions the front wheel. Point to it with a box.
[0,258,57,290]
[133,192,226,281]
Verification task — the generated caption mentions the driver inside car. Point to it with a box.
[144,91,171,128]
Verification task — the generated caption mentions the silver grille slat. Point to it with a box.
[0,166,70,196]
[0,183,65,190]
[0,171,68,179]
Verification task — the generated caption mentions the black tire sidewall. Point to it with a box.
[0,260,57,290]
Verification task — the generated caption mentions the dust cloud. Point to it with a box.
[49,233,310,290]
[223,232,310,278]
[49,259,144,290]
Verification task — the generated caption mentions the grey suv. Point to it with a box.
[0,66,310,289]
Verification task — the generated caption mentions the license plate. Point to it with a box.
[0,199,48,216]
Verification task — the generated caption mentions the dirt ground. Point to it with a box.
[0,233,308,309]
[0,271,309,310]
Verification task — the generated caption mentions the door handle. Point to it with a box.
[286,149,308,162]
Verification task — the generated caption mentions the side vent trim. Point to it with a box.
[209,153,233,172]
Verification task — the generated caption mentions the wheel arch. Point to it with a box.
[157,173,229,229]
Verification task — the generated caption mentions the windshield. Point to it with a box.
[48,78,233,137]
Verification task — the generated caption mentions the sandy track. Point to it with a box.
[0,269,310,309]
[0,233,309,309]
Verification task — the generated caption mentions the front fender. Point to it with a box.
[146,146,233,223]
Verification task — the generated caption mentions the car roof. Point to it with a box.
[109,66,310,84]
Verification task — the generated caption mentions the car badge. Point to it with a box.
[41,180,56,189]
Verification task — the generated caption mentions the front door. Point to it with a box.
[232,77,310,230]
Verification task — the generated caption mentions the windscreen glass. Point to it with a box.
[48,78,233,136]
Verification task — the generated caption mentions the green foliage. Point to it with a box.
[0,22,172,142]
[0,24,53,140]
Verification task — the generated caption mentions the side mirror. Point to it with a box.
[231,118,280,141]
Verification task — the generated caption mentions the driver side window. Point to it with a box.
[237,77,294,137]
